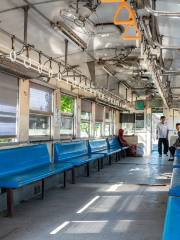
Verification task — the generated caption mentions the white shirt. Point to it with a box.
[156,122,169,138]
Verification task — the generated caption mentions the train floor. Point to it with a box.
[0,153,173,240]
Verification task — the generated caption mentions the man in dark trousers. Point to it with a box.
[156,116,169,157]
[169,123,180,161]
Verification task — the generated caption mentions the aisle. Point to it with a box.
[0,153,172,240]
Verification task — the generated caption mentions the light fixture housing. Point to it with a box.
[52,21,87,50]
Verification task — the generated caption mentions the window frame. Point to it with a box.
[0,72,19,142]
[95,122,103,138]
[80,100,92,139]
[60,94,75,138]
[29,83,53,140]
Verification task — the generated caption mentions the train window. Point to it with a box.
[135,113,144,129]
[29,114,51,136]
[120,113,135,134]
[80,100,92,138]
[95,104,104,137]
[105,123,111,136]
[0,72,18,142]
[60,95,74,136]
[29,83,53,138]
[105,107,112,136]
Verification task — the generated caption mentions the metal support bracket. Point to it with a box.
[24,6,29,45]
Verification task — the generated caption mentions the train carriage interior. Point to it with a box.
[0,0,180,239]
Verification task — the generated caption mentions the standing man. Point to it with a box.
[156,116,169,157]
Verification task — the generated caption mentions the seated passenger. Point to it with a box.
[169,123,180,161]
[118,129,136,156]
[118,129,129,147]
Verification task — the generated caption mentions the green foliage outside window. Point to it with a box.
[61,95,74,113]
[80,122,90,137]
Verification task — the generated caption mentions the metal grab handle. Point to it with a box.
[9,50,16,62]
[24,56,32,68]
[100,0,141,41]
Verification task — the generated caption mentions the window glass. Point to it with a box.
[30,83,52,113]
[80,121,90,138]
[60,115,74,135]
[61,95,74,113]
[135,113,144,129]
[105,123,111,136]
[0,72,18,138]
[60,95,75,136]
[80,100,92,138]
[29,114,50,136]
[29,83,53,138]
[95,122,102,138]
[81,112,91,121]
[95,104,104,122]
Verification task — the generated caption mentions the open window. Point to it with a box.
[29,83,53,139]
[60,94,75,137]
[135,113,144,129]
[0,72,18,143]
[80,100,92,138]
[120,113,135,134]
[105,107,112,136]
[95,104,104,138]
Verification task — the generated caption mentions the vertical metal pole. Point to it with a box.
[72,168,76,184]
[24,6,29,45]
[86,162,90,177]
[98,159,100,172]
[152,0,156,41]
[41,179,45,200]
[7,189,14,217]
[101,159,103,169]
[63,171,66,188]
[159,35,163,67]
[109,156,112,165]
[65,39,68,67]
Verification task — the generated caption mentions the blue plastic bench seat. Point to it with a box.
[173,156,180,168]
[0,144,73,216]
[169,168,180,196]
[54,141,103,178]
[176,149,180,157]
[0,162,73,188]
[162,196,180,240]
[63,154,104,167]
[173,150,180,168]
[88,139,108,156]
[107,137,123,154]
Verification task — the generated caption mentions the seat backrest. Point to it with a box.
[0,144,50,178]
[88,139,108,154]
[107,137,121,149]
[175,149,180,157]
[54,141,88,162]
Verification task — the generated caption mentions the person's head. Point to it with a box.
[119,129,124,136]
[160,116,166,124]
[176,123,180,132]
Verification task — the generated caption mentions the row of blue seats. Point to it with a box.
[162,149,180,240]
[0,137,128,216]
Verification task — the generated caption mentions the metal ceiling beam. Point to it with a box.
[145,6,180,17]
[64,39,68,67]
[23,6,29,45]
[151,0,156,41]
[0,0,63,14]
